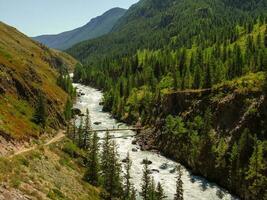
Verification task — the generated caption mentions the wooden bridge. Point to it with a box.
[87,127,143,133]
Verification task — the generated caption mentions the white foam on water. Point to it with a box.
[73,83,239,200]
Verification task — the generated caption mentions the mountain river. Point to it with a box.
[73,83,238,200]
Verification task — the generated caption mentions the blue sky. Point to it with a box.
[0,0,139,37]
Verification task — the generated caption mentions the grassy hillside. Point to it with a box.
[0,138,100,200]
[0,22,78,141]
[33,8,126,50]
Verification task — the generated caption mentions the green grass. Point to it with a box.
[47,188,68,200]
[213,72,265,93]
[0,139,99,200]
[0,95,39,139]
[0,46,12,59]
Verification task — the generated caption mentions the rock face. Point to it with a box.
[141,159,152,165]
[136,79,267,199]
[0,22,77,141]
[0,186,31,200]
[72,108,82,116]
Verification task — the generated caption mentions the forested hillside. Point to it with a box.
[68,0,266,63]
[69,0,267,199]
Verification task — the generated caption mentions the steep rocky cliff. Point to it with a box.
[136,72,267,199]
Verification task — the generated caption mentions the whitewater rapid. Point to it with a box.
[73,83,238,200]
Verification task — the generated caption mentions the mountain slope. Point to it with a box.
[68,0,267,199]
[0,138,100,200]
[33,7,126,50]
[67,0,266,63]
[0,21,77,145]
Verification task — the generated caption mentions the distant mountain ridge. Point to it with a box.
[33,7,126,50]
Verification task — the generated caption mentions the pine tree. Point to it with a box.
[110,141,123,198]
[84,131,100,186]
[33,92,47,129]
[64,98,72,121]
[203,108,213,133]
[123,152,132,200]
[193,65,202,89]
[156,182,165,200]
[246,140,267,199]
[66,123,70,138]
[229,142,239,190]
[101,131,112,189]
[101,132,123,198]
[78,116,84,148]
[233,44,243,77]
[264,28,267,48]
[174,165,183,200]
[148,178,156,200]
[183,64,192,89]
[84,109,91,148]
[141,158,151,200]
[204,64,212,88]
[104,140,123,198]
[72,119,77,142]
[130,187,137,200]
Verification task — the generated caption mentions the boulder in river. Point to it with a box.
[152,169,160,173]
[141,159,152,165]
[169,168,176,173]
[94,122,102,125]
[159,163,168,170]
[122,158,129,163]
[132,148,138,152]
[72,108,82,116]
[131,140,137,145]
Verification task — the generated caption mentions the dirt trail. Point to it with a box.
[8,130,65,158]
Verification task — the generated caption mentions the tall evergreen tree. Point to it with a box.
[123,152,132,200]
[193,65,202,89]
[101,132,123,198]
[33,92,47,129]
[141,158,151,200]
[130,187,137,200]
[246,140,267,199]
[72,119,77,141]
[105,141,123,198]
[64,98,72,121]
[84,108,92,148]
[84,131,100,186]
[204,64,212,88]
[174,165,183,200]
[148,178,156,200]
[264,28,267,48]
[78,116,84,148]
[156,182,165,200]
[101,131,112,188]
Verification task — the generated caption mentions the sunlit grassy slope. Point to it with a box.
[0,139,100,200]
[0,22,78,139]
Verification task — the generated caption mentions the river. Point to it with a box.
[73,83,238,200]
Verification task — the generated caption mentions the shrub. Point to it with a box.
[62,141,79,158]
